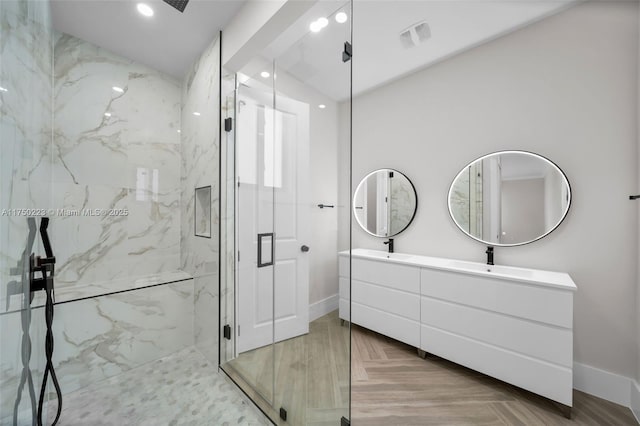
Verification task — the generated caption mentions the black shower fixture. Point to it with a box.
[163,0,189,13]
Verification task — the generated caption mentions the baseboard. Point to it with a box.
[574,362,632,407]
[631,379,640,424]
[309,294,339,322]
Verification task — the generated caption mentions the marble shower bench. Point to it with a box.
[3,271,195,400]
[49,270,195,396]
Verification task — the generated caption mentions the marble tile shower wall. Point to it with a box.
[0,1,53,422]
[0,1,54,307]
[181,37,220,365]
[48,33,182,291]
[52,280,195,397]
[33,33,196,400]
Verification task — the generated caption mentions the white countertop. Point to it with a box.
[340,248,577,291]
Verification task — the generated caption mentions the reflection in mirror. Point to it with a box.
[448,151,571,246]
[354,169,417,237]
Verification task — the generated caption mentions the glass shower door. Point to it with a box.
[220,2,353,424]
[225,78,276,406]
[0,0,53,424]
[272,3,352,424]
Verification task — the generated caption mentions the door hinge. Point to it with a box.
[223,324,231,340]
[237,325,240,336]
[341,416,350,426]
[237,251,240,262]
[342,41,352,63]
[224,117,233,132]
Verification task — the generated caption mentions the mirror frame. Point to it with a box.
[353,168,418,238]
[447,150,572,247]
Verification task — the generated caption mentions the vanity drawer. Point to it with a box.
[420,324,572,406]
[420,268,573,328]
[354,302,420,347]
[352,258,420,294]
[354,280,420,321]
[421,296,572,367]
[339,298,349,320]
[339,277,349,300]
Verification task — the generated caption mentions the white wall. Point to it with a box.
[344,1,639,379]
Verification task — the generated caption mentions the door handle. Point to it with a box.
[257,233,274,267]
[301,245,310,252]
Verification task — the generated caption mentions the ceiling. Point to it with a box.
[51,0,246,79]
[264,0,577,101]
[51,0,578,97]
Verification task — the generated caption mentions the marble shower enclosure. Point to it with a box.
[2,16,222,419]
[50,32,182,290]
[0,0,53,422]
[181,37,221,365]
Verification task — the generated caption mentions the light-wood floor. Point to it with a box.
[224,310,350,425]
[224,311,638,426]
[352,325,638,426]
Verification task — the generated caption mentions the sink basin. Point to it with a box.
[445,259,533,278]
[353,249,414,261]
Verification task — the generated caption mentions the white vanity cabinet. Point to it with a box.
[420,267,574,406]
[339,249,577,408]
[338,253,421,347]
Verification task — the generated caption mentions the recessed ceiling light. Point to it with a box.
[0,86,7,92]
[309,21,322,33]
[335,12,348,24]
[177,129,181,133]
[260,71,270,78]
[104,112,112,117]
[318,104,326,109]
[136,3,154,17]
[318,17,329,28]
[193,112,201,116]
[112,86,124,93]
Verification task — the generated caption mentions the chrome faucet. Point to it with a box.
[384,238,394,253]
[486,246,494,265]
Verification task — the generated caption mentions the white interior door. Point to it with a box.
[273,95,310,344]
[236,85,310,354]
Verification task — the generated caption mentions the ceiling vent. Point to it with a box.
[399,21,431,49]
[163,0,189,13]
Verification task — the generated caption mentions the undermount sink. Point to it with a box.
[353,249,414,261]
[444,259,534,279]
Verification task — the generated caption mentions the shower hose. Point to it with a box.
[36,217,63,426]
[11,217,62,426]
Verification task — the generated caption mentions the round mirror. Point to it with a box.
[448,151,571,246]
[353,169,418,237]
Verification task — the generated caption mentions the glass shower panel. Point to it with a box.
[223,75,276,406]
[272,2,352,424]
[0,0,53,424]
[220,2,352,424]
[220,72,237,366]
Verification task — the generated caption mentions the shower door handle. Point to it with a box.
[257,233,274,268]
